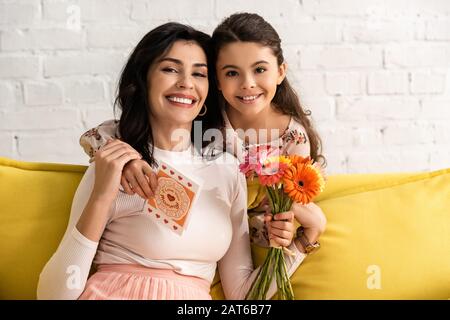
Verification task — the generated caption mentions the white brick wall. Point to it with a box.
[0,0,449,173]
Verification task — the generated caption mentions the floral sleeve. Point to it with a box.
[282,120,310,158]
[79,119,120,162]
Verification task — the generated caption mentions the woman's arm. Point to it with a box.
[76,139,142,241]
[217,172,306,300]
[36,163,105,300]
[37,140,141,299]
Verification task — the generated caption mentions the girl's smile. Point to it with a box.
[236,93,264,104]
[216,41,286,117]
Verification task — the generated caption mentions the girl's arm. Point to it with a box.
[80,121,157,199]
[285,125,327,245]
[79,119,119,162]
[217,172,306,300]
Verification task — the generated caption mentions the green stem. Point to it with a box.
[245,185,296,300]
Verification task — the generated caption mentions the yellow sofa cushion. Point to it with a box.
[1,157,449,299]
[0,157,86,299]
[232,168,450,299]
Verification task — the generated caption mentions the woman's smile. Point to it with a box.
[165,93,198,108]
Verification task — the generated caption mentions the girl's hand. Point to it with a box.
[91,139,142,204]
[264,211,295,247]
[291,202,327,244]
[121,159,158,199]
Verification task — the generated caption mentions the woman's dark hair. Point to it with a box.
[114,22,222,168]
[211,13,326,166]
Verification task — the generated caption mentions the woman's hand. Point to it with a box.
[91,139,142,204]
[264,211,295,248]
[120,159,158,199]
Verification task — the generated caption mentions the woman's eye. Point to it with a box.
[162,67,177,73]
[193,72,207,78]
[225,70,238,77]
[255,67,266,74]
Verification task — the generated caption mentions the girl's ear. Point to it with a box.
[277,62,287,85]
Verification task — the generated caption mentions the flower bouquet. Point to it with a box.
[240,145,325,300]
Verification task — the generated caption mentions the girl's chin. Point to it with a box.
[233,104,266,117]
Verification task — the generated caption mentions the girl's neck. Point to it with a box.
[150,118,192,152]
[225,104,291,144]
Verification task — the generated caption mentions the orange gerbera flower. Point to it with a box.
[283,162,325,204]
[289,155,312,166]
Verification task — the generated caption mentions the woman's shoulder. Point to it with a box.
[202,146,241,172]
[201,145,243,185]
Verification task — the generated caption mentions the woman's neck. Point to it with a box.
[225,104,291,144]
[150,119,192,151]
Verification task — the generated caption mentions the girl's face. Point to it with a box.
[216,41,286,117]
[147,40,209,127]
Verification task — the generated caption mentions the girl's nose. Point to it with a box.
[241,74,256,90]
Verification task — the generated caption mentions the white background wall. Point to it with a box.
[0,0,449,173]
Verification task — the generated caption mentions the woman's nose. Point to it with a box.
[176,74,194,89]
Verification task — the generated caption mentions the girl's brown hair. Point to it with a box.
[211,13,326,166]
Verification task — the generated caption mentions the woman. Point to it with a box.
[36,22,303,300]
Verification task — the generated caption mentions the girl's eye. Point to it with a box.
[225,70,238,77]
[255,67,266,74]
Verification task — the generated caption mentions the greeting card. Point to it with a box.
[144,161,201,235]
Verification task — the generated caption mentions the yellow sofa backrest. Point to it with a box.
[1,157,449,299]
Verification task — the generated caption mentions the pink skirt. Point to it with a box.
[78,264,212,300]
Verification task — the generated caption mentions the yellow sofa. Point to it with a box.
[1,156,449,300]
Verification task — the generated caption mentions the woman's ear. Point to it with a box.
[277,62,287,85]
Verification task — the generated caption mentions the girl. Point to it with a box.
[37,22,303,300]
[80,13,327,254]
[210,13,327,248]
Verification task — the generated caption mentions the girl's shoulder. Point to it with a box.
[79,119,120,159]
[280,117,309,147]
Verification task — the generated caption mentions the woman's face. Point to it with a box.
[147,40,209,127]
[215,41,286,118]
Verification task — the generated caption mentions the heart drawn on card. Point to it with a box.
[145,160,202,236]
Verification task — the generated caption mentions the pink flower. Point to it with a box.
[259,162,289,186]
[239,145,281,178]
[239,161,261,178]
